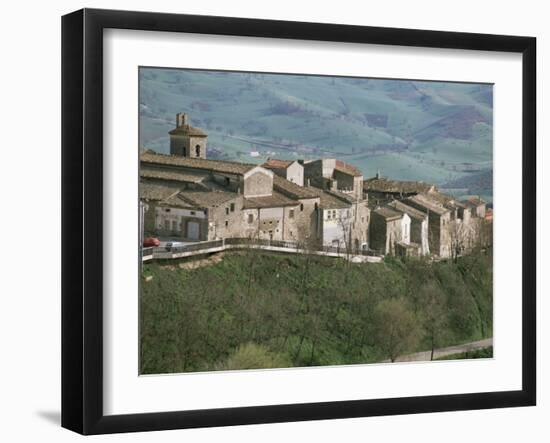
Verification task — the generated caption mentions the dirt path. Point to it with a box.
[385,337,493,363]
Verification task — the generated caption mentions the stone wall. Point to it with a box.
[206,195,246,240]
[286,162,304,186]
[243,170,273,198]
[333,169,354,191]
[386,218,403,255]
[169,134,207,158]
[295,198,321,246]
[319,201,369,252]
[369,212,403,255]
[350,202,370,251]
[409,218,430,255]
[152,205,209,240]
[257,207,285,241]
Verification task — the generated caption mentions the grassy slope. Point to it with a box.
[139,69,493,201]
[436,346,493,361]
[140,251,493,374]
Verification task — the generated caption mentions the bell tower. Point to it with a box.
[169,113,208,158]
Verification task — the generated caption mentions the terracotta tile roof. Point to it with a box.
[387,200,428,221]
[139,183,180,201]
[272,175,320,200]
[334,160,363,177]
[318,190,352,209]
[373,207,403,220]
[168,124,208,137]
[262,158,294,170]
[405,194,449,216]
[364,177,435,194]
[465,196,486,206]
[140,167,208,184]
[243,191,298,209]
[140,151,255,175]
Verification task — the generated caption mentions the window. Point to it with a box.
[165,208,171,213]
[333,210,337,218]
[225,207,229,215]
[190,211,195,216]
[230,203,235,212]
[327,211,331,220]
[289,209,295,218]
[248,214,254,224]
[172,220,177,231]
[300,203,304,211]
[225,220,229,227]
[195,144,201,157]
[164,220,170,230]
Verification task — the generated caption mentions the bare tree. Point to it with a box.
[449,220,467,264]
[335,209,354,263]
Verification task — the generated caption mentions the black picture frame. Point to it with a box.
[61,8,536,435]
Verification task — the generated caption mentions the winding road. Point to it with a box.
[385,338,493,363]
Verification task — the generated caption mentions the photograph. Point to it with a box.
[138,67,494,374]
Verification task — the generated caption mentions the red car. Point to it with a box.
[143,237,160,247]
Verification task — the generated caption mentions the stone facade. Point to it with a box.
[243,168,273,198]
[387,200,430,255]
[406,195,451,258]
[369,207,408,255]
[263,159,304,187]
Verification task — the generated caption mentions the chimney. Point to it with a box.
[176,112,188,128]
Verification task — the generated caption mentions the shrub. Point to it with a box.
[217,343,291,370]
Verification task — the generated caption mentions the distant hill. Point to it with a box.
[440,169,493,203]
[139,68,493,201]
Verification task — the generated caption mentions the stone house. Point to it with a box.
[405,194,452,258]
[461,197,487,219]
[369,207,410,255]
[317,190,370,252]
[304,158,364,201]
[363,174,436,206]
[387,199,430,255]
[262,158,304,186]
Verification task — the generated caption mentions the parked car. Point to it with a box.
[165,241,186,251]
[143,237,160,247]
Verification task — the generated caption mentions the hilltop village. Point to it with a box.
[140,113,492,259]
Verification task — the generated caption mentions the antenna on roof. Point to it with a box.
[376,169,381,179]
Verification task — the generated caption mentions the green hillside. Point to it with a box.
[139,68,493,201]
[140,251,493,374]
